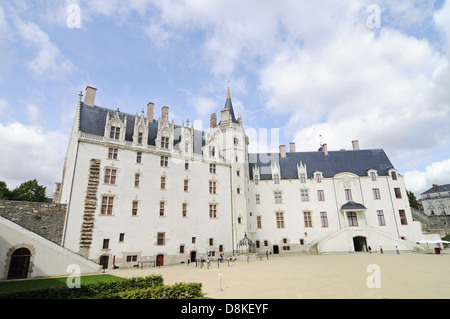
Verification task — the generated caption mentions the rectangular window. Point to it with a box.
[126,255,137,262]
[209,204,217,218]
[160,176,166,190]
[103,239,109,249]
[160,156,168,167]
[184,179,189,192]
[159,201,165,216]
[138,132,143,144]
[182,203,187,217]
[104,168,117,185]
[254,175,259,185]
[377,210,386,226]
[132,201,138,216]
[185,160,189,170]
[274,191,282,203]
[276,212,284,228]
[180,245,185,254]
[161,136,169,149]
[108,147,118,159]
[317,190,325,201]
[119,233,125,242]
[399,210,407,225]
[347,212,358,227]
[256,194,260,204]
[315,174,322,183]
[300,173,306,183]
[209,238,214,246]
[257,216,262,229]
[300,189,309,201]
[304,211,313,228]
[209,164,216,174]
[209,146,215,157]
[110,126,120,140]
[185,142,189,153]
[345,189,353,201]
[136,152,142,163]
[373,188,381,200]
[391,171,397,180]
[237,187,240,194]
[209,181,217,194]
[320,212,328,227]
[157,232,165,245]
[134,173,140,187]
[234,137,239,145]
[101,196,114,215]
[394,188,402,199]
[370,172,377,181]
[192,237,196,244]
[273,174,280,184]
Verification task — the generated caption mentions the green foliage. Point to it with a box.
[407,190,420,210]
[0,179,48,202]
[104,282,203,299]
[0,275,165,299]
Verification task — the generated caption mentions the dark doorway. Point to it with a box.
[273,245,279,254]
[156,254,164,267]
[190,251,197,262]
[99,255,109,269]
[7,248,31,279]
[353,236,367,252]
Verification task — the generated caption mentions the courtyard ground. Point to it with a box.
[111,250,450,299]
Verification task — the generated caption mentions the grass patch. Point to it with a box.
[0,274,119,295]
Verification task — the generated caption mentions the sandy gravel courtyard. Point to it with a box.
[111,251,450,299]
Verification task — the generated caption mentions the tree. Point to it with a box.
[0,181,12,200]
[10,179,48,202]
[407,190,420,210]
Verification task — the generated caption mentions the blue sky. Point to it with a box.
[0,0,449,197]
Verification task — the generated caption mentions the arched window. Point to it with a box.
[7,248,31,279]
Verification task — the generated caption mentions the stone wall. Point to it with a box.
[411,207,450,237]
[0,200,67,245]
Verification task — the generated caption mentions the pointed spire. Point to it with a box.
[224,83,238,124]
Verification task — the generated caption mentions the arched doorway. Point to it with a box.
[156,254,164,267]
[353,236,367,252]
[7,248,31,279]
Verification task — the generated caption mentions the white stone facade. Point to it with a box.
[58,86,435,269]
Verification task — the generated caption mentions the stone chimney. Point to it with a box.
[352,140,360,150]
[147,102,154,121]
[84,86,97,106]
[280,145,286,158]
[289,142,296,152]
[210,113,217,128]
[322,143,328,155]
[161,106,169,122]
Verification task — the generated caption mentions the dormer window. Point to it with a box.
[391,171,397,180]
[315,173,322,183]
[254,175,259,185]
[234,137,239,145]
[138,132,143,144]
[209,146,215,157]
[161,136,169,149]
[110,126,120,140]
[274,174,280,184]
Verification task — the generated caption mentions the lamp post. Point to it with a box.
[218,273,223,292]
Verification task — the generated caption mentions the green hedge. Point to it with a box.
[0,275,164,299]
[103,282,203,299]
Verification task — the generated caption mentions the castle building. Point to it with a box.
[56,86,434,269]
[420,184,450,216]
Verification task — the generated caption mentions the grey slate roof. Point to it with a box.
[248,149,394,180]
[421,184,450,195]
[341,201,367,210]
[79,102,205,154]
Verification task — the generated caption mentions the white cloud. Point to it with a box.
[0,122,68,193]
[404,159,450,196]
[25,103,43,127]
[14,18,73,78]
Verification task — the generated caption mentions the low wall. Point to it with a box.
[0,200,67,245]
